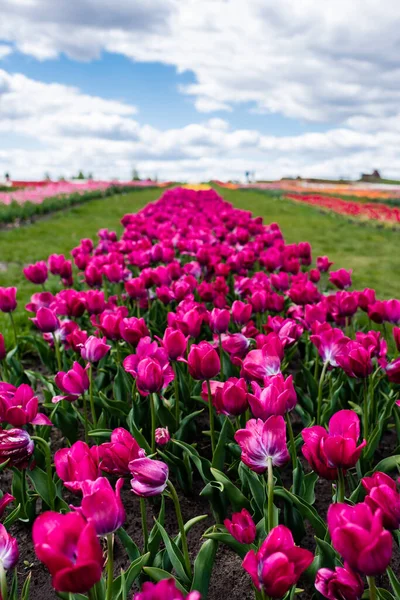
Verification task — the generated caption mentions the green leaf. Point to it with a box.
[274,487,327,539]
[116,528,140,562]
[127,409,152,454]
[238,463,265,521]
[148,497,165,558]
[143,568,188,594]
[27,467,56,509]
[210,468,251,512]
[211,416,234,471]
[373,455,400,474]
[302,472,319,504]
[174,515,209,548]
[88,429,112,439]
[204,531,249,558]
[387,567,400,598]
[377,589,395,600]
[155,520,191,585]
[191,539,218,596]
[20,572,32,600]
[175,410,204,441]
[112,552,150,598]
[3,504,20,528]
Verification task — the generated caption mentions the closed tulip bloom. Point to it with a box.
[31,306,60,333]
[135,357,165,395]
[209,308,230,334]
[248,375,296,420]
[23,261,48,284]
[0,493,14,521]
[242,525,313,596]
[99,427,145,476]
[317,256,333,272]
[315,410,366,470]
[384,299,400,324]
[362,472,400,530]
[328,502,392,576]
[224,509,256,544]
[119,317,150,346]
[54,362,90,403]
[84,290,106,315]
[134,579,201,600]
[160,327,188,360]
[33,512,103,593]
[79,335,110,363]
[232,300,252,325]
[358,288,376,312]
[0,383,52,427]
[155,427,170,446]
[187,341,220,380]
[386,357,400,384]
[48,254,67,275]
[74,477,125,536]
[336,342,373,379]
[235,416,289,473]
[213,377,248,416]
[129,457,169,497]
[0,287,17,313]
[301,426,338,480]
[0,524,19,570]
[329,269,352,290]
[0,428,34,469]
[315,565,364,600]
[55,441,100,492]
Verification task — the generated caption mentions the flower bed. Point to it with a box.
[0,186,399,599]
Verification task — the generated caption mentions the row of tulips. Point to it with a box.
[0,186,398,600]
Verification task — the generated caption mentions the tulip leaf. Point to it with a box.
[148,496,165,558]
[175,409,204,441]
[88,428,112,439]
[238,463,265,521]
[127,409,152,454]
[387,567,400,598]
[191,538,218,596]
[302,471,319,505]
[174,514,209,547]
[27,466,57,510]
[143,567,188,594]
[203,531,249,558]
[112,552,150,598]
[212,416,234,471]
[172,439,212,483]
[155,519,191,585]
[3,503,20,528]
[376,590,395,600]
[373,455,400,474]
[117,527,141,562]
[210,468,251,512]
[274,487,327,539]
[20,572,32,600]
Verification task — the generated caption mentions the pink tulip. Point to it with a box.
[0,493,14,520]
[209,308,230,334]
[242,525,313,595]
[99,427,145,476]
[224,509,256,544]
[248,374,296,420]
[328,502,392,575]
[31,306,60,333]
[160,327,188,360]
[235,416,289,473]
[187,341,220,380]
[213,377,248,416]
[155,427,170,446]
[337,341,373,378]
[33,512,103,593]
[0,383,52,427]
[133,579,201,600]
[386,357,400,384]
[315,564,364,600]
[48,254,67,275]
[0,428,34,469]
[310,324,349,367]
[362,472,400,530]
[129,457,168,497]
[358,288,376,312]
[84,290,106,315]
[0,287,17,313]
[232,300,252,325]
[23,261,48,284]
[73,477,125,535]
[53,362,90,403]
[301,426,338,480]
[119,317,150,346]
[329,268,352,290]
[384,299,400,324]
[79,335,111,363]
[393,327,400,352]
[54,441,100,492]
[241,334,283,382]
[221,333,250,359]
[317,256,333,272]
[0,523,18,569]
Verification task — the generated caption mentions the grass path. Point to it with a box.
[219,188,400,299]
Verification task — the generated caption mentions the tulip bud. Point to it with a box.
[316,256,333,272]
[362,472,400,530]
[23,261,48,285]
[155,427,170,446]
[224,509,256,544]
[0,287,17,313]
[209,308,230,334]
[0,428,34,469]
[31,306,60,333]
[129,457,168,497]
[161,327,188,360]
[231,300,252,325]
[187,341,220,380]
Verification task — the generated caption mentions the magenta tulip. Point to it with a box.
[362,472,400,530]
[33,512,103,593]
[23,261,48,284]
[0,428,34,468]
[54,361,90,403]
[213,377,248,416]
[54,441,100,492]
[119,317,150,346]
[328,502,392,576]
[79,335,111,363]
[187,341,220,380]
[0,383,52,427]
[386,357,400,384]
[160,327,188,360]
[248,374,296,420]
[73,477,125,536]
[224,509,256,544]
[31,306,60,333]
[336,341,373,378]
[315,564,364,600]
[155,427,170,446]
[99,427,145,476]
[329,269,352,290]
[301,426,338,480]
[0,493,14,521]
[129,457,168,497]
[134,579,201,600]
[241,334,283,382]
[317,256,333,272]
[242,525,313,595]
[310,324,349,367]
[0,524,18,569]
[232,300,252,325]
[0,287,17,313]
[235,416,289,473]
[209,308,230,334]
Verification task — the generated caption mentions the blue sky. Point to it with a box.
[0,0,400,181]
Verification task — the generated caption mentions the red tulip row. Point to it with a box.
[0,187,398,600]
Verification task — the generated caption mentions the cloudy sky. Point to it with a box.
[1,0,400,181]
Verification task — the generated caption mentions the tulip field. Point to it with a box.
[0,185,399,600]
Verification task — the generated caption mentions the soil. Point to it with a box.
[2,422,399,599]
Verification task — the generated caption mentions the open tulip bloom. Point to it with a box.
[0,185,399,599]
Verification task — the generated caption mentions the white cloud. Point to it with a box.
[0,45,12,60]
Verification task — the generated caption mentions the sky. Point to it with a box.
[1,0,400,182]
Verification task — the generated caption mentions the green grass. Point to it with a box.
[218,188,400,299]
[0,188,159,344]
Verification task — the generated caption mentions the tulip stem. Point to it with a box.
[88,364,97,428]
[317,360,329,425]
[267,456,274,533]
[0,562,7,600]
[218,334,225,381]
[337,468,345,503]
[82,393,89,444]
[139,497,148,552]
[285,413,297,472]
[206,379,216,454]
[52,333,62,372]
[367,576,377,600]
[31,436,55,510]
[167,480,192,578]
[150,393,157,453]
[8,312,18,350]
[173,362,180,428]
[106,533,114,600]
[363,379,369,440]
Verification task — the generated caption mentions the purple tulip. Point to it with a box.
[235,416,290,473]
[0,287,17,313]
[129,457,168,497]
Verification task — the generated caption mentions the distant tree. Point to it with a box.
[87,173,93,180]
[132,168,140,181]
[58,175,66,181]
[44,172,51,181]
[76,171,85,180]
[4,173,9,181]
